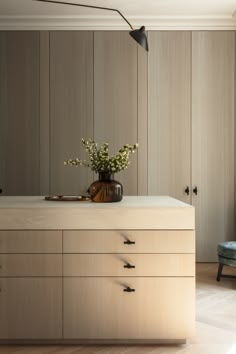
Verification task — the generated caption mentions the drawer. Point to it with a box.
[63,254,195,277]
[63,277,195,339]
[0,230,62,253]
[63,230,195,254]
[0,255,62,276]
[0,277,62,339]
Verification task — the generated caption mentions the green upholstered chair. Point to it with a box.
[216,241,236,281]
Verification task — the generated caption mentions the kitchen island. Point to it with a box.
[0,196,195,343]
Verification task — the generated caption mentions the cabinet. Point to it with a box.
[148,31,235,261]
[192,32,235,262]
[63,227,195,341]
[148,31,191,204]
[0,230,63,339]
[94,32,139,195]
[0,196,195,343]
[64,277,194,340]
[50,31,94,196]
[0,278,62,339]
[0,32,40,196]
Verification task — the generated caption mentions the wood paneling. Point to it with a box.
[50,31,93,195]
[39,32,50,195]
[192,32,235,261]
[137,42,148,195]
[63,277,195,339]
[0,31,40,195]
[148,32,191,203]
[63,230,195,254]
[0,278,62,339]
[94,32,138,195]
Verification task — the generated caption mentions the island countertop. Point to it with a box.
[0,196,194,230]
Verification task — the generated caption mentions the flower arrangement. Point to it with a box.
[64,138,138,174]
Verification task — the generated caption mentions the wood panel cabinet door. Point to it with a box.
[192,32,235,261]
[64,277,195,340]
[148,32,191,203]
[0,278,62,339]
[0,32,40,195]
[50,32,93,196]
[94,32,138,195]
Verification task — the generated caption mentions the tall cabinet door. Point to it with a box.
[192,32,235,262]
[148,32,191,203]
[50,32,93,195]
[0,32,40,195]
[94,32,138,195]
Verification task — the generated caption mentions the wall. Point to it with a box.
[0,30,235,261]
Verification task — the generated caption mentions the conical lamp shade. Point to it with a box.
[129,26,149,51]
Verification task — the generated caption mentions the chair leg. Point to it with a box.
[216,263,224,281]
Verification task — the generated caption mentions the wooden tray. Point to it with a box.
[45,195,91,202]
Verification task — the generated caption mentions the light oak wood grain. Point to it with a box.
[0,278,62,339]
[94,32,138,196]
[0,196,195,230]
[192,31,235,261]
[0,230,62,253]
[63,253,195,277]
[0,32,40,195]
[0,254,62,276]
[148,31,191,204]
[63,277,195,339]
[0,264,235,351]
[63,230,195,254]
[50,31,93,196]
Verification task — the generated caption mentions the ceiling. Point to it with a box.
[0,0,236,16]
[0,0,236,30]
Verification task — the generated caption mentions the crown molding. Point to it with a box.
[0,15,236,30]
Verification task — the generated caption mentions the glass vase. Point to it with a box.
[89,172,123,203]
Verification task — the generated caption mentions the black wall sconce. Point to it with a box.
[33,0,149,51]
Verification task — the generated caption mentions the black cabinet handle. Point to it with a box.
[123,287,135,292]
[193,186,198,195]
[0,189,2,194]
[124,240,135,245]
[124,263,135,269]
[184,186,190,195]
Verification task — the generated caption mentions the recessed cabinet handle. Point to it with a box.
[124,240,135,245]
[124,263,135,269]
[123,287,135,292]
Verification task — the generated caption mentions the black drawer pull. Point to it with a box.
[123,287,135,292]
[124,263,135,269]
[124,240,135,245]
[184,186,190,195]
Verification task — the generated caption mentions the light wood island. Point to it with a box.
[0,196,195,343]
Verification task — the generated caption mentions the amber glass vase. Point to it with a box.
[89,172,123,203]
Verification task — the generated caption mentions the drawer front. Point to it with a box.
[63,230,195,254]
[0,230,62,253]
[63,277,195,339]
[0,255,62,276]
[63,254,195,277]
[0,278,62,339]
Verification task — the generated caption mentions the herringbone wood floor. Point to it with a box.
[0,263,236,354]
